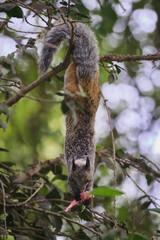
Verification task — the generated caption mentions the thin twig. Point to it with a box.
[100,90,117,229]
[8,227,48,240]
[17,156,63,183]
[97,0,103,9]
[26,205,101,237]
[0,162,17,174]
[96,149,160,183]
[24,16,46,29]
[0,84,19,88]
[29,198,71,205]
[4,18,75,108]
[0,180,8,238]
[25,95,61,103]
[12,209,33,227]
[9,0,49,26]
[67,0,71,16]
[11,181,44,207]
[9,226,78,240]
[4,63,65,107]
[126,172,158,208]
[6,23,41,34]
[0,77,23,86]
[91,209,115,225]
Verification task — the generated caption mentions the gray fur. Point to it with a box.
[39,24,71,73]
[65,109,96,196]
[73,23,99,80]
[39,23,99,199]
[39,23,99,80]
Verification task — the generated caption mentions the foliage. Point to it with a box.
[0,157,158,240]
[0,0,160,240]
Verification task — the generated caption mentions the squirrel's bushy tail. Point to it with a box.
[39,24,71,73]
[39,23,99,80]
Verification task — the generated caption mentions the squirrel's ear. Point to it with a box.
[86,157,90,170]
[72,158,76,171]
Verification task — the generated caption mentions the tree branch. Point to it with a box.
[4,63,66,107]
[4,52,160,108]
[96,149,160,183]
[26,205,101,237]
[4,19,76,108]
[100,52,160,63]
[17,156,64,183]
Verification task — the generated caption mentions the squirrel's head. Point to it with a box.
[67,157,93,205]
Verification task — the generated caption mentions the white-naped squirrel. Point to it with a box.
[39,22,100,205]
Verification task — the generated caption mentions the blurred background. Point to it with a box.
[0,0,160,238]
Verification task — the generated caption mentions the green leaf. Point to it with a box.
[90,186,124,197]
[45,77,51,82]
[0,119,7,131]
[40,167,51,175]
[50,216,63,232]
[53,174,67,181]
[56,91,65,96]
[16,184,35,190]
[0,103,12,127]
[14,192,27,200]
[73,12,89,19]
[97,163,108,177]
[116,149,127,159]
[74,229,91,240]
[96,144,104,150]
[61,100,70,114]
[102,230,121,240]
[9,6,23,19]
[54,165,63,175]
[145,174,153,186]
[46,187,61,199]
[0,4,23,19]
[140,201,151,210]
[81,204,86,212]
[115,64,121,74]
[39,185,49,196]
[149,208,160,214]
[0,103,11,115]
[0,147,9,152]
[0,161,15,167]
[98,2,117,35]
[127,233,149,240]
[0,58,12,71]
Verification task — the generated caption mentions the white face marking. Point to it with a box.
[74,159,86,166]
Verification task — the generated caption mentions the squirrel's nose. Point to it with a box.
[83,198,91,206]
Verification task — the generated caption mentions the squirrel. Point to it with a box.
[39,22,100,205]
